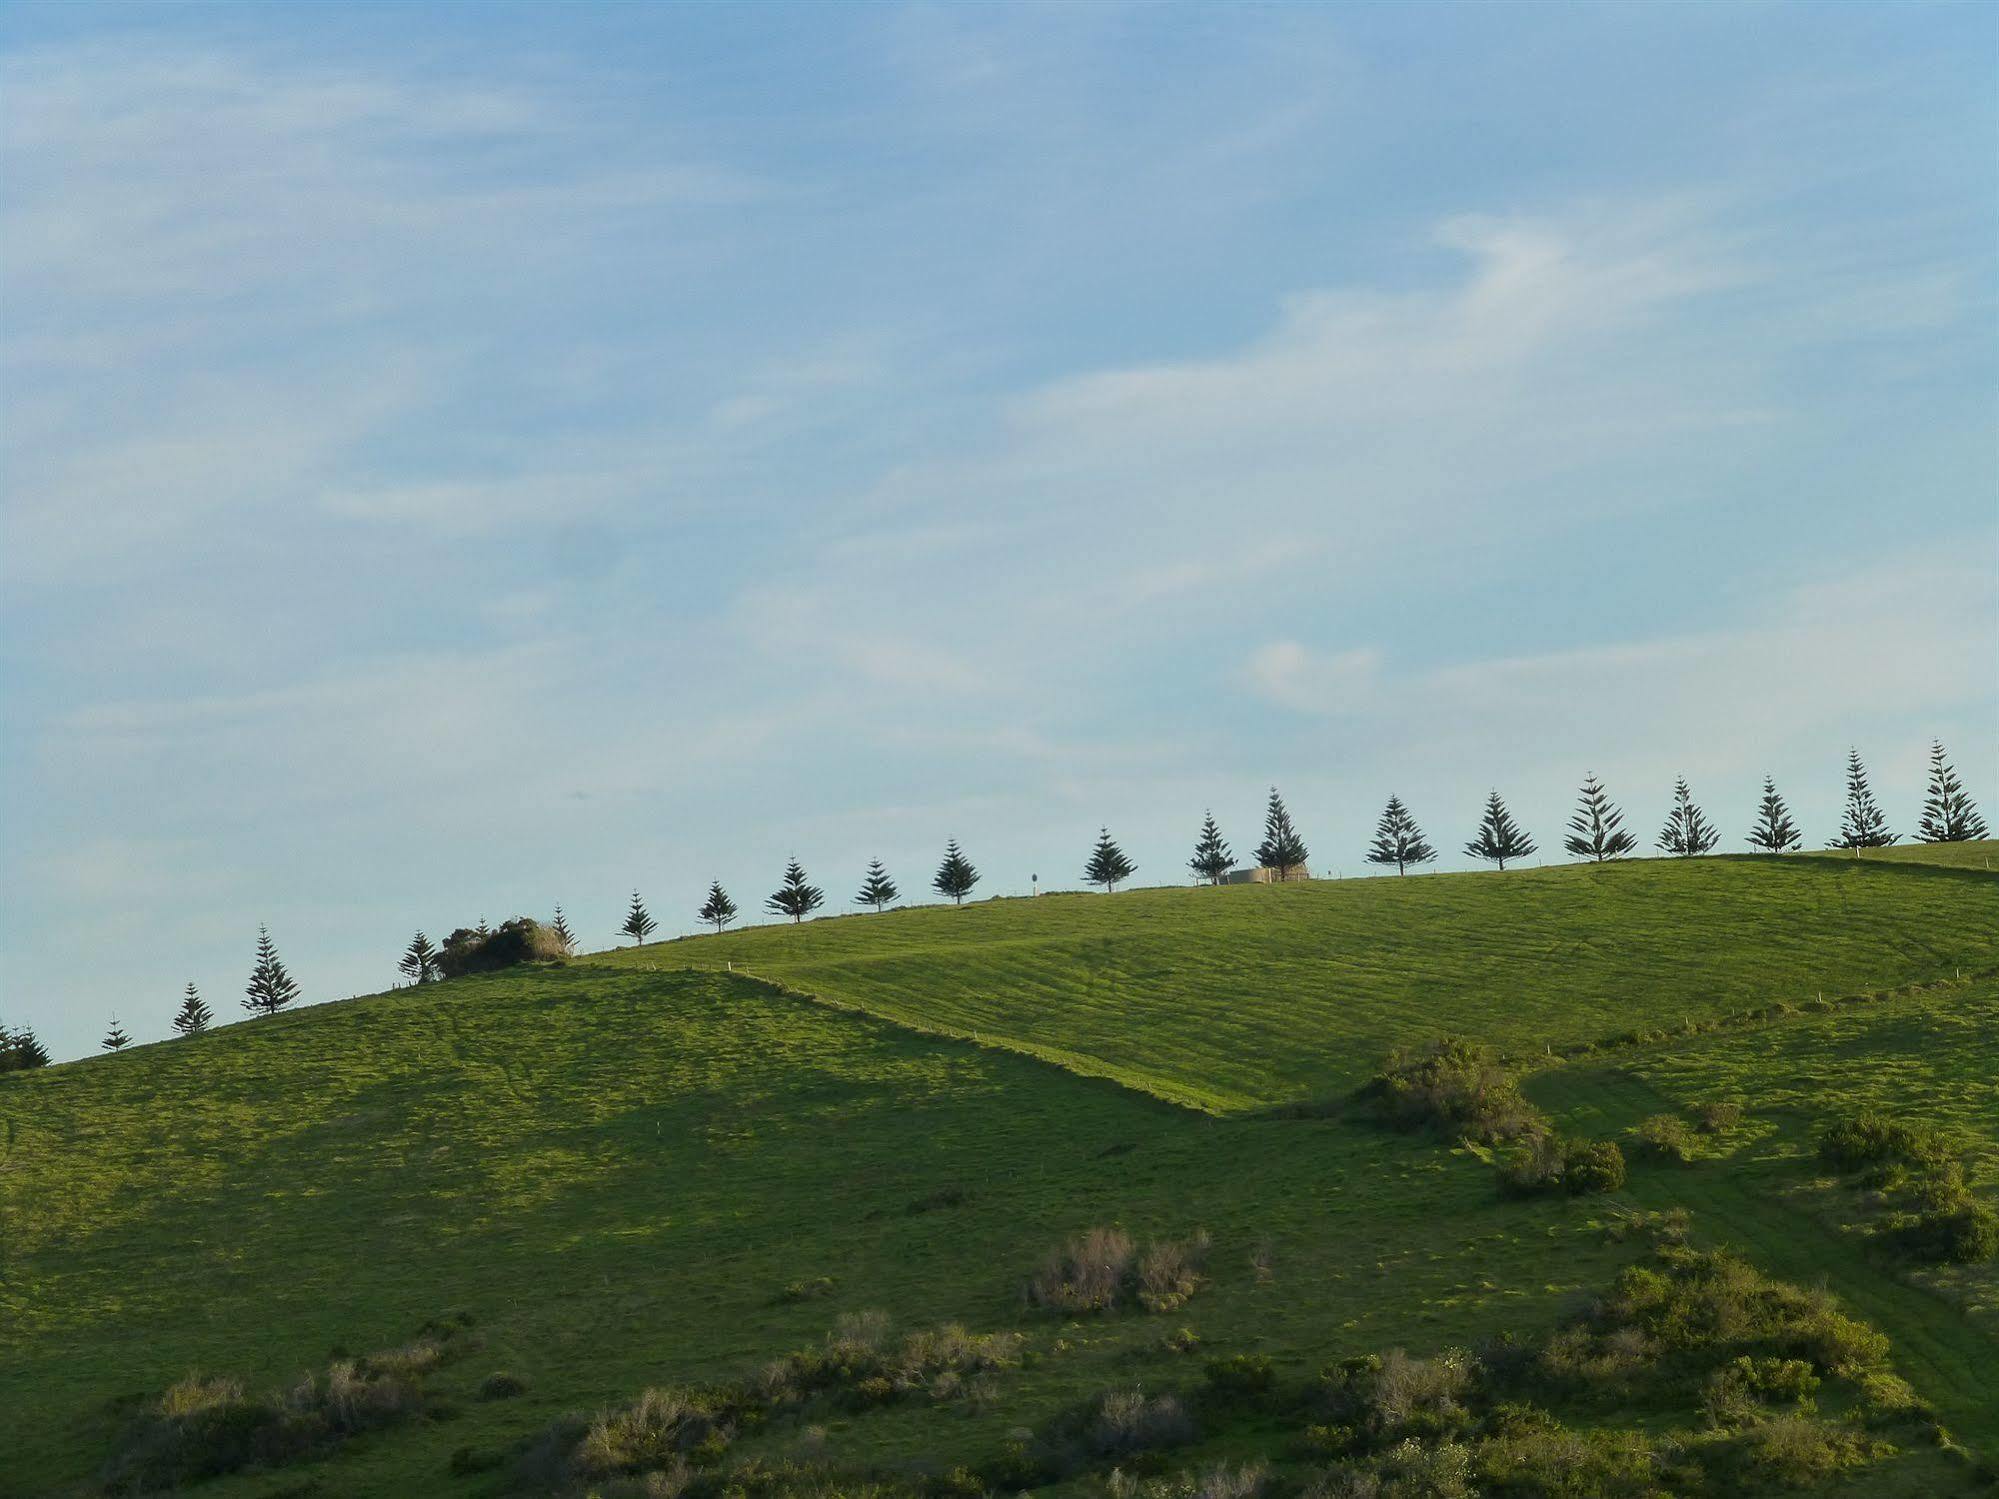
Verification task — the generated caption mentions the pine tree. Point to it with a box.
[767,859,825,922]
[620,891,657,945]
[2,1024,52,1071]
[1655,777,1719,856]
[398,931,440,986]
[1465,791,1536,870]
[1746,776,1802,852]
[1831,750,1898,849]
[854,860,899,911]
[102,1017,130,1052]
[698,881,738,933]
[1254,788,1310,880]
[1365,796,1436,875]
[551,905,577,953]
[1919,740,1988,843]
[932,840,980,904]
[1188,812,1234,884]
[171,982,212,1036]
[1563,775,1637,862]
[243,926,301,1016]
[1083,828,1135,893]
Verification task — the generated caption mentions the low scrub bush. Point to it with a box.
[1500,1136,1625,1196]
[1711,1412,1874,1489]
[1631,1114,1696,1164]
[1691,1100,1743,1134]
[575,1388,728,1476]
[1202,1352,1275,1400]
[1700,1357,1820,1429]
[478,1370,528,1400]
[436,917,568,978]
[777,1275,836,1304]
[1473,1419,1660,1496]
[1318,1347,1478,1447]
[1027,1227,1208,1315]
[102,1331,455,1492]
[1818,1111,1957,1175]
[1356,1038,1545,1145]
[1108,1463,1269,1499]
[1089,1387,1196,1456]
[1889,1201,1999,1265]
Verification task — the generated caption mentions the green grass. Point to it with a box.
[632,851,1999,1111]
[3,850,1996,1495]
[1528,979,1999,1448]
[1796,839,1999,872]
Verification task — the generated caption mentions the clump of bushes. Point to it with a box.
[1632,1113,1697,1164]
[1088,1387,1196,1457]
[1691,1099,1744,1134]
[1108,1462,1268,1499]
[1313,1347,1479,1453]
[1354,1037,1544,1145]
[1700,1356,1821,1429]
[436,917,568,978]
[1816,1109,1995,1266]
[1027,1227,1210,1315]
[102,1331,461,1492]
[477,1370,528,1400]
[575,1386,728,1477]
[1817,1111,1957,1177]
[1499,1135,1626,1196]
[1202,1353,1275,1400]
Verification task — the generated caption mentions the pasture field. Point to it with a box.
[624,852,1999,1111]
[2,847,1995,1495]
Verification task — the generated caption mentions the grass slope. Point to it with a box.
[632,852,1999,1111]
[0,969,1638,1498]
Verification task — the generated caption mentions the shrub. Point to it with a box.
[1818,1112,1957,1175]
[1500,1136,1625,1196]
[574,1388,728,1476]
[1137,1232,1211,1313]
[1701,1357,1820,1429]
[1716,1413,1872,1488]
[1632,1114,1696,1164]
[1891,1202,1998,1265]
[1356,1037,1545,1145]
[1202,1352,1275,1400]
[1473,1420,1659,1496]
[1029,1227,1134,1314]
[478,1370,528,1400]
[435,917,568,979]
[1109,1463,1269,1499]
[1089,1387,1196,1456]
[777,1275,836,1304]
[1691,1100,1743,1134]
[1319,1348,1477,1444]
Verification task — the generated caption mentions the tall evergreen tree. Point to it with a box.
[1083,828,1135,893]
[2,1024,52,1071]
[1188,811,1234,885]
[550,905,577,953]
[171,982,212,1036]
[620,891,657,945]
[1831,749,1898,849]
[932,840,980,904]
[102,1017,130,1052]
[698,881,738,933]
[1746,776,1802,852]
[1655,777,1719,856]
[1365,796,1436,875]
[1254,788,1310,880]
[1564,775,1637,862]
[243,926,300,1016]
[1919,740,1988,843]
[854,860,899,911]
[1465,791,1536,870]
[398,931,440,986]
[767,859,825,922]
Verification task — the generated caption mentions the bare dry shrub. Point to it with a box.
[1030,1227,1136,1314]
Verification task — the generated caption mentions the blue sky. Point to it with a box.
[2,1,1993,1060]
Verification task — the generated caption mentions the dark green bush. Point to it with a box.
[1891,1202,1999,1265]
[477,1371,528,1400]
[1501,1136,1625,1196]
[1632,1114,1696,1164]
[1357,1037,1545,1145]
[436,917,567,978]
[1203,1353,1276,1399]
[1818,1111,1956,1174]
[1691,1100,1743,1133]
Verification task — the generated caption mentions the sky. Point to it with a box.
[2,1,1994,1061]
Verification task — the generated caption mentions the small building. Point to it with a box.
[1222,866,1309,884]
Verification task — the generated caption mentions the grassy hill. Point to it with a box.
[2,847,1995,1496]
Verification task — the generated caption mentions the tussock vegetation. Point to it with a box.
[1026,1227,1211,1315]
[1817,1109,1998,1266]
[101,1323,468,1492]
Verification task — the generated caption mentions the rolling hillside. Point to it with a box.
[2,848,1995,1497]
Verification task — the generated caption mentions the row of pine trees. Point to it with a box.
[2,741,1980,1065]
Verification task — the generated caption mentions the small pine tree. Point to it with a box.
[767,859,825,922]
[398,931,440,986]
[551,906,577,953]
[1465,791,1536,870]
[102,1017,130,1052]
[1083,828,1135,893]
[1365,796,1437,875]
[932,840,980,904]
[2,1024,52,1071]
[1254,788,1310,880]
[1919,740,1988,843]
[243,926,301,1016]
[621,891,657,945]
[1564,775,1637,862]
[1188,811,1234,884]
[1746,776,1802,852]
[698,881,738,934]
[854,860,899,912]
[171,982,212,1036]
[1831,749,1898,850]
[1655,777,1719,856]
